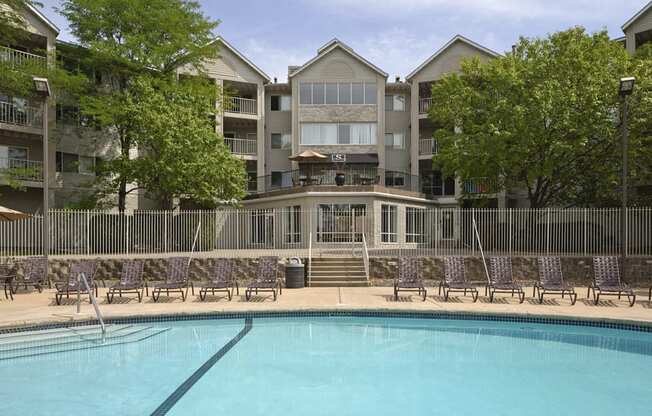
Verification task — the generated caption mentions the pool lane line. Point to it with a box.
[150,317,253,416]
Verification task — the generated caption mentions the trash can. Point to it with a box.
[285,257,305,288]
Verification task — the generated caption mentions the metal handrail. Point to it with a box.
[308,232,312,287]
[362,233,370,284]
[77,272,106,336]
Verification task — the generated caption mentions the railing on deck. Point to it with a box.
[418,97,433,114]
[0,101,43,128]
[361,233,369,284]
[0,158,43,181]
[0,46,47,68]
[226,97,257,115]
[224,137,257,155]
[463,177,498,195]
[419,138,438,155]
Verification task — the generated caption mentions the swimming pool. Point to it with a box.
[1,314,651,415]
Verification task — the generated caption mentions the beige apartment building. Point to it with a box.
[2,2,652,218]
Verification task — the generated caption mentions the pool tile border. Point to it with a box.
[2,310,652,335]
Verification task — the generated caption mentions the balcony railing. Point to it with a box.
[463,177,498,194]
[0,158,43,182]
[418,97,432,114]
[226,97,257,115]
[224,137,257,155]
[0,46,47,69]
[419,138,438,155]
[0,101,43,128]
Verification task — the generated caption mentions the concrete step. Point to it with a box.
[310,281,369,287]
[310,275,368,281]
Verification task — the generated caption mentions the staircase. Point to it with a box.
[309,257,368,287]
[0,324,170,360]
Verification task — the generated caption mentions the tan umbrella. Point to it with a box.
[288,150,328,185]
[0,206,32,221]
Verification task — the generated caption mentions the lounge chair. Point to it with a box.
[152,257,194,302]
[0,264,14,300]
[534,257,577,305]
[393,256,427,301]
[588,256,635,306]
[440,257,478,302]
[487,257,525,303]
[12,256,48,293]
[55,260,98,305]
[107,260,146,303]
[245,256,282,301]
[199,258,238,301]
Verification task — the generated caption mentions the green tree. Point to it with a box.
[628,45,652,205]
[430,28,632,208]
[58,0,221,211]
[0,0,40,44]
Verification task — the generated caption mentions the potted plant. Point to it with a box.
[335,171,346,186]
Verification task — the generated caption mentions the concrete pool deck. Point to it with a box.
[0,286,651,329]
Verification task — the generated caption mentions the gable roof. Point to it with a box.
[622,1,652,31]
[211,36,270,82]
[406,35,500,81]
[27,4,59,35]
[289,38,388,79]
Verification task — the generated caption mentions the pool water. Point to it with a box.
[1,316,651,415]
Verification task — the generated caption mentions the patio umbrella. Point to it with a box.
[0,205,31,221]
[288,150,327,184]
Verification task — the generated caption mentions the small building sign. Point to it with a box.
[331,153,346,163]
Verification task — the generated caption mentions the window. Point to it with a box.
[385,133,405,149]
[364,82,377,104]
[56,104,80,125]
[79,156,96,175]
[338,83,351,104]
[300,83,312,104]
[300,123,377,145]
[385,171,405,187]
[0,146,28,170]
[635,29,652,50]
[406,207,425,243]
[317,204,366,243]
[56,152,78,173]
[381,204,397,243]
[250,209,274,246]
[385,94,405,111]
[325,83,338,104]
[271,133,291,149]
[271,95,291,111]
[285,206,301,243]
[271,171,283,188]
[351,82,364,104]
[312,82,325,104]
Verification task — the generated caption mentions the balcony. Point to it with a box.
[0,101,43,129]
[418,138,438,155]
[463,177,498,195]
[0,46,47,69]
[418,97,432,114]
[0,158,43,182]
[225,137,257,156]
[225,97,257,116]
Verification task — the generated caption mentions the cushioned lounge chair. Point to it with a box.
[55,260,98,305]
[0,264,14,300]
[588,256,635,307]
[245,256,281,301]
[12,256,48,293]
[393,257,427,301]
[534,257,577,305]
[107,260,146,303]
[199,258,238,301]
[487,257,525,303]
[440,257,478,302]
[152,257,193,302]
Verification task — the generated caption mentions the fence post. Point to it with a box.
[125,214,130,255]
[164,211,169,253]
[583,208,588,257]
[625,207,628,257]
[86,210,90,256]
[546,208,550,255]
[509,209,513,257]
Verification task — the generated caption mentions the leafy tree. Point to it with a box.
[58,0,222,211]
[430,28,632,208]
[0,0,40,44]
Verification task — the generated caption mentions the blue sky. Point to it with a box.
[39,0,647,81]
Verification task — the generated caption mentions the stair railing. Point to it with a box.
[308,232,312,287]
[77,272,106,337]
[362,233,370,284]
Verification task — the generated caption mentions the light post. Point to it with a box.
[618,76,635,273]
[33,77,51,258]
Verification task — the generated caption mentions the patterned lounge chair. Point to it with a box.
[199,258,238,301]
[534,257,577,305]
[107,260,146,303]
[440,257,478,302]
[245,256,281,301]
[55,260,98,305]
[0,264,14,300]
[152,257,193,302]
[487,257,525,303]
[12,256,48,293]
[394,257,427,301]
[589,256,635,307]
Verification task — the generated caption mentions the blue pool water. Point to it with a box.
[1,316,652,415]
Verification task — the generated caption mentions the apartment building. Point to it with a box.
[2,2,651,220]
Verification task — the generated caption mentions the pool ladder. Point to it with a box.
[76,272,106,338]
